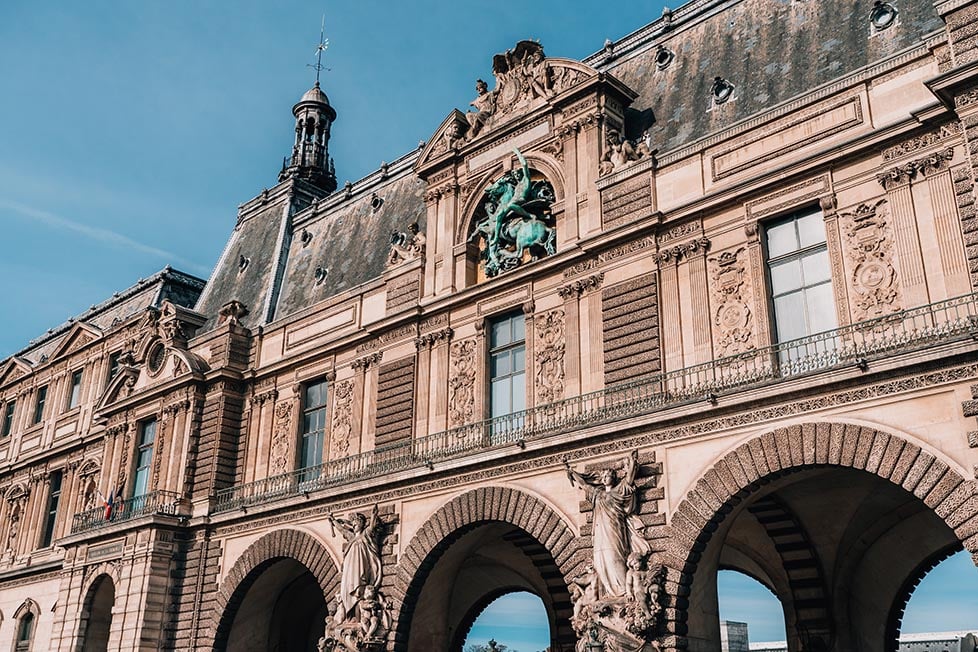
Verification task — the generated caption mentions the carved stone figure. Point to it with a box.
[330,504,383,620]
[709,248,754,357]
[466,79,496,139]
[566,450,651,596]
[331,381,355,457]
[448,340,477,427]
[600,129,649,175]
[386,222,426,267]
[842,200,901,322]
[320,505,393,652]
[468,148,556,277]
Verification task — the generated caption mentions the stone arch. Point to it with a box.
[392,485,584,652]
[76,570,117,652]
[207,528,340,651]
[454,150,566,247]
[665,421,978,651]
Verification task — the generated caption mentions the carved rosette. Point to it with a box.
[330,381,355,458]
[709,248,754,356]
[535,310,566,404]
[448,340,477,427]
[270,401,294,475]
[842,201,902,322]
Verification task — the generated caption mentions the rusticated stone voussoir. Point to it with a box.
[390,485,580,652]
[661,422,978,646]
[207,528,340,651]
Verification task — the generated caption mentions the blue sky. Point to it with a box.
[0,1,651,358]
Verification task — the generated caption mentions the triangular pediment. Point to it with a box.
[416,110,469,173]
[49,322,103,361]
[0,357,32,388]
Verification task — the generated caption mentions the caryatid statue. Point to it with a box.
[565,450,651,598]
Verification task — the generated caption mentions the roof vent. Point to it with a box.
[711,77,735,105]
[870,1,898,30]
[655,45,675,70]
[314,265,329,285]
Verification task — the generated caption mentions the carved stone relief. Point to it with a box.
[535,310,566,405]
[331,381,355,458]
[709,248,754,356]
[448,340,477,427]
[841,200,902,322]
[270,401,294,475]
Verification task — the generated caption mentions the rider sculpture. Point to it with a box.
[469,148,556,277]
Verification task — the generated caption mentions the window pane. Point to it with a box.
[805,282,838,333]
[141,420,157,445]
[491,379,511,418]
[766,219,798,258]
[512,346,526,374]
[512,372,526,412]
[491,351,511,377]
[770,260,803,295]
[69,370,83,408]
[774,292,807,342]
[133,467,149,497]
[511,313,525,343]
[801,250,831,285]
[491,318,511,348]
[796,210,826,248]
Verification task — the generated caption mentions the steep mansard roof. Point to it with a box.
[599,0,944,152]
[194,0,947,332]
[2,267,204,367]
[192,152,425,332]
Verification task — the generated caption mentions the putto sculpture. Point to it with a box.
[386,221,426,267]
[469,148,556,277]
[565,451,665,651]
[319,505,394,652]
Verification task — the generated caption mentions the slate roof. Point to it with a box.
[3,267,205,366]
[596,0,944,152]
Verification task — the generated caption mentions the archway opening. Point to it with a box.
[82,575,115,652]
[684,465,965,652]
[717,569,786,648]
[462,590,550,652]
[898,549,978,635]
[401,521,572,652]
[223,558,327,652]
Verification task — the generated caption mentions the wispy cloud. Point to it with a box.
[0,199,210,276]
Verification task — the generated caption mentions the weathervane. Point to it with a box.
[308,15,330,86]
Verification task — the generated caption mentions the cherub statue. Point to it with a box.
[387,222,426,266]
[569,564,600,628]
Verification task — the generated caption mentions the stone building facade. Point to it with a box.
[3,1,978,651]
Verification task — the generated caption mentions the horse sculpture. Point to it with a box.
[470,148,556,277]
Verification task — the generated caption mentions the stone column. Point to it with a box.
[688,246,714,365]
[523,301,537,408]
[657,255,683,372]
[820,195,852,328]
[744,221,773,348]
[559,284,584,398]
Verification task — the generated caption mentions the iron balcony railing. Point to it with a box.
[71,490,183,534]
[213,293,978,514]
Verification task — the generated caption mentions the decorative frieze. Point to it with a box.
[882,123,961,161]
[448,340,477,428]
[653,237,710,264]
[270,401,294,476]
[559,273,604,299]
[535,310,566,405]
[841,200,902,322]
[414,328,453,350]
[330,381,355,458]
[709,248,754,357]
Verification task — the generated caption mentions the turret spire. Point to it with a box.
[278,16,337,193]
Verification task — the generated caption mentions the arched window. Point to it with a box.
[716,569,786,648]
[12,599,39,652]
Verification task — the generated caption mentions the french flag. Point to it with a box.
[100,488,116,521]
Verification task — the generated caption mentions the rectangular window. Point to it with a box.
[67,369,83,410]
[32,385,47,425]
[40,471,63,548]
[489,312,526,420]
[106,351,121,386]
[299,379,328,472]
[132,418,157,498]
[1,400,14,438]
[766,207,838,364]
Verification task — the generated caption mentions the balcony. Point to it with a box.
[210,292,978,514]
[70,490,183,535]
